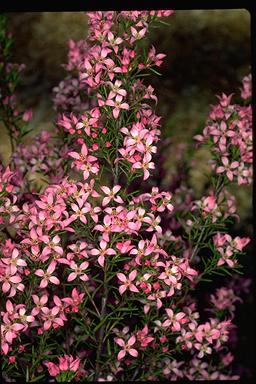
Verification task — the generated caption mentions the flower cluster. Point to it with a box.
[213,232,250,268]
[194,77,252,185]
[209,286,242,317]
[11,130,68,189]
[53,39,92,113]
[44,354,84,381]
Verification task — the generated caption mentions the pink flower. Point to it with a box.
[162,309,187,331]
[44,361,60,377]
[194,342,212,358]
[22,108,33,122]
[1,317,24,344]
[31,294,48,316]
[101,185,124,206]
[149,45,166,67]
[216,157,239,181]
[91,240,116,267]
[132,153,155,180]
[94,215,112,242]
[116,240,134,254]
[136,325,154,348]
[117,270,139,295]
[233,236,250,251]
[68,144,98,180]
[62,288,85,312]
[143,214,162,233]
[130,26,147,42]
[105,94,129,118]
[58,355,81,372]
[70,198,90,224]
[35,262,60,288]
[67,261,89,282]
[114,335,138,360]
[108,79,127,98]
[147,290,167,309]
[41,306,64,331]
[1,248,27,275]
[41,235,63,259]
[107,31,123,53]
[0,270,24,296]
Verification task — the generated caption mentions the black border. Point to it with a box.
[0,1,253,12]
[0,2,255,384]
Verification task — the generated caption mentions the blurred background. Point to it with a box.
[1,9,253,379]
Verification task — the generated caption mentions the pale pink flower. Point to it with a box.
[41,306,64,331]
[94,215,112,242]
[105,94,129,118]
[101,185,123,206]
[194,342,212,358]
[117,270,139,295]
[130,26,147,42]
[70,198,90,224]
[162,309,187,331]
[31,294,49,316]
[108,79,127,98]
[143,214,162,233]
[147,290,166,309]
[114,335,138,360]
[67,261,89,282]
[216,157,239,181]
[0,270,23,296]
[132,152,155,180]
[91,240,116,267]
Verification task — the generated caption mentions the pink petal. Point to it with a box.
[67,272,77,282]
[80,274,89,281]
[117,273,126,282]
[98,255,105,267]
[113,108,120,119]
[129,348,138,357]
[128,335,136,346]
[115,338,125,347]
[40,279,48,289]
[101,186,110,194]
[50,276,60,285]
[35,269,44,277]
[119,285,127,295]
[129,270,137,281]
[129,284,139,293]
[9,276,22,283]
[117,349,126,360]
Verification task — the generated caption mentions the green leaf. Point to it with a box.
[149,67,162,76]
[29,374,46,382]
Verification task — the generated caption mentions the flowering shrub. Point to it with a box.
[0,10,252,382]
